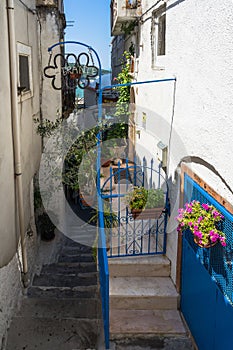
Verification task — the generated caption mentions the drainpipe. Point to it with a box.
[7,0,29,287]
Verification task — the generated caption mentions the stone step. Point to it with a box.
[109,255,170,277]
[40,261,97,274]
[60,245,93,255]
[32,273,97,288]
[63,237,93,249]
[110,309,187,337]
[110,333,194,350]
[27,285,98,299]
[110,277,179,310]
[17,298,101,319]
[58,253,95,263]
[5,317,99,350]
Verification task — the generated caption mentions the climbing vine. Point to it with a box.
[112,51,132,139]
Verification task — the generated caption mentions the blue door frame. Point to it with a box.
[181,174,233,350]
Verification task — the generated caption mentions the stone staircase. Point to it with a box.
[108,255,194,350]
[5,236,102,350]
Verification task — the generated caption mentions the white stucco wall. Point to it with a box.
[0,0,43,345]
[112,0,233,283]
[37,7,63,121]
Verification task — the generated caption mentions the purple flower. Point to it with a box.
[188,222,193,227]
[202,203,210,210]
[210,235,218,242]
[220,237,226,247]
[186,207,193,213]
[197,216,203,224]
[194,230,202,238]
[213,210,220,218]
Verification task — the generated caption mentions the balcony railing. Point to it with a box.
[111,0,142,36]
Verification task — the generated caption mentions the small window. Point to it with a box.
[157,12,166,56]
[17,43,33,100]
[151,5,166,68]
[19,55,30,91]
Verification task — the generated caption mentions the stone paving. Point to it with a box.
[4,232,102,350]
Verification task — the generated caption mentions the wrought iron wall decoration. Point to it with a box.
[44,52,99,90]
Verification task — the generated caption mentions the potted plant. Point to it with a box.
[89,202,119,251]
[37,212,56,241]
[126,186,165,220]
[176,200,226,248]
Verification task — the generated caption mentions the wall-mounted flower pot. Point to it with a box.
[193,235,218,248]
[131,207,164,220]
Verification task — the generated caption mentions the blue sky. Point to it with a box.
[64,0,112,69]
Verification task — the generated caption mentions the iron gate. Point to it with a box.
[100,158,169,257]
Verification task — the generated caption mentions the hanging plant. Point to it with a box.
[121,20,137,36]
[176,200,226,248]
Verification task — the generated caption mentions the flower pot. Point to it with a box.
[101,159,112,167]
[79,193,95,208]
[131,207,164,220]
[70,72,81,80]
[193,235,218,248]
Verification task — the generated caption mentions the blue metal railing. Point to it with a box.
[97,199,109,349]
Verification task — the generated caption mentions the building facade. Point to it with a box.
[111,0,233,281]
[0,0,65,346]
[111,1,233,347]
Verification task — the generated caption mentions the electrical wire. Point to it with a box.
[167,78,177,177]
[139,0,163,20]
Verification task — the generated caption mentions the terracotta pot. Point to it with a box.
[193,235,218,248]
[79,193,95,207]
[131,207,164,220]
[101,159,112,167]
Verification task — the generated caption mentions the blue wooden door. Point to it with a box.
[181,174,233,350]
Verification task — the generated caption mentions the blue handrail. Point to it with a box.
[98,210,109,349]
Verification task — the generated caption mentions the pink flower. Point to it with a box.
[197,216,203,224]
[220,237,226,247]
[202,203,210,210]
[210,235,218,242]
[194,230,202,238]
[213,210,220,218]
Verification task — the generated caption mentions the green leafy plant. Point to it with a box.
[176,201,226,247]
[34,117,62,138]
[121,20,137,36]
[89,202,118,229]
[126,186,164,210]
[114,51,132,118]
